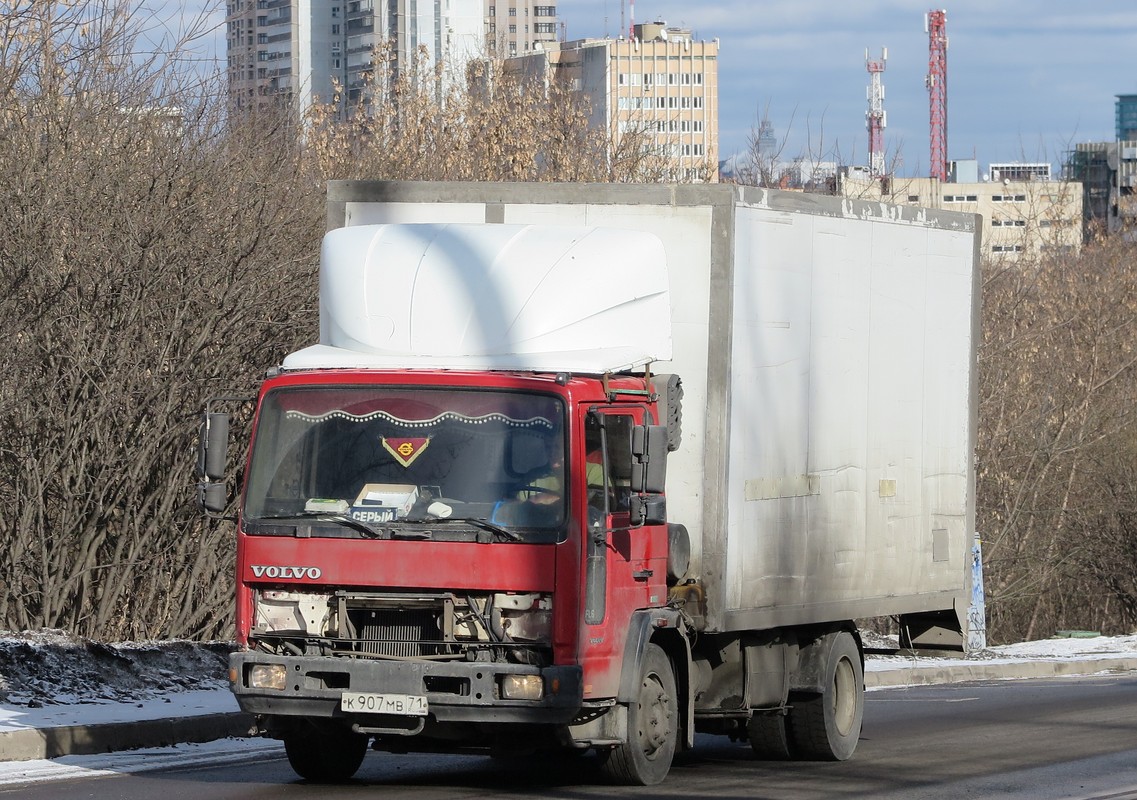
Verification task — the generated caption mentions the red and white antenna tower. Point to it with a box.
[926,9,948,181]
[629,0,635,39]
[865,48,888,178]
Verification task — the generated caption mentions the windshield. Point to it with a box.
[243,385,567,541]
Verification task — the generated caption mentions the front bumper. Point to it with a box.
[230,651,583,730]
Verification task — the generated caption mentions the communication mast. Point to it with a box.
[865,48,888,178]
[926,9,948,181]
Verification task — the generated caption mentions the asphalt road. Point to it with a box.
[6,676,1137,799]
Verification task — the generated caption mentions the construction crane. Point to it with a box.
[866,48,888,178]
[926,9,948,181]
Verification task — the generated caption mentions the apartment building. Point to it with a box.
[226,0,484,115]
[515,22,719,182]
[486,2,558,57]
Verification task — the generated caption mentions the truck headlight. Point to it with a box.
[248,663,288,690]
[500,674,544,700]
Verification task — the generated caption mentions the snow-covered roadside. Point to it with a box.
[0,629,230,709]
[866,633,1137,671]
[0,687,238,734]
[968,633,1137,659]
[0,737,283,787]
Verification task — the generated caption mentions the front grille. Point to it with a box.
[353,608,447,658]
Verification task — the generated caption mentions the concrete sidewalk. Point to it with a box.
[0,689,251,762]
[2,649,1136,763]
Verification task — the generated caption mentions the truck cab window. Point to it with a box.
[586,412,635,518]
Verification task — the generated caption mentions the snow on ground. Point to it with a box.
[0,737,283,786]
[0,629,233,732]
[865,632,1137,669]
[0,629,230,708]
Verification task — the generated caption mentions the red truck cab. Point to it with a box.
[211,365,684,782]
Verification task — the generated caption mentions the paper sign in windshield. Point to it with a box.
[350,483,419,523]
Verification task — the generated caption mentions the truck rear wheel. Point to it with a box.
[597,643,677,785]
[283,724,369,782]
[787,631,863,761]
[746,712,792,760]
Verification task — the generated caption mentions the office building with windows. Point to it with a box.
[841,161,1083,260]
[485,2,558,57]
[514,22,719,182]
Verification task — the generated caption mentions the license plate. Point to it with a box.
[340,692,428,716]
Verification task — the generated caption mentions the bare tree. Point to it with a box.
[978,235,1137,641]
[730,104,859,192]
[0,1,323,640]
[303,44,696,185]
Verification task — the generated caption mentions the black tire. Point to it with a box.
[597,643,678,786]
[283,725,369,782]
[747,711,792,760]
[787,631,863,761]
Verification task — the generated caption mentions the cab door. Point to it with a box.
[578,407,668,698]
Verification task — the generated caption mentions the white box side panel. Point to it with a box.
[728,208,815,610]
[726,205,975,614]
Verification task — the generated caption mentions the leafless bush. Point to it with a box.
[0,1,322,640]
[978,235,1137,641]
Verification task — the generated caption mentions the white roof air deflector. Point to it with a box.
[283,223,672,373]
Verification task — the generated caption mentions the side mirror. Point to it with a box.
[198,412,229,481]
[197,412,230,514]
[630,424,668,494]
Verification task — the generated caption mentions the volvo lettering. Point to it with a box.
[249,565,322,580]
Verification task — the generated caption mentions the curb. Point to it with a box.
[0,712,254,762]
[865,657,1137,689]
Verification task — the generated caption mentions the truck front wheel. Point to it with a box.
[787,631,863,761]
[283,723,369,782]
[598,643,678,785]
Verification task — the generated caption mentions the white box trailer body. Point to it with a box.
[325,180,980,638]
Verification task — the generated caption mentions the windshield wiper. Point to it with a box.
[412,516,522,542]
[252,512,385,539]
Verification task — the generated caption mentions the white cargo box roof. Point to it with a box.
[283,223,672,373]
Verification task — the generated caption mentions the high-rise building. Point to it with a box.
[1067,140,1137,240]
[1117,95,1137,142]
[226,0,485,115]
[514,22,719,182]
[485,2,559,57]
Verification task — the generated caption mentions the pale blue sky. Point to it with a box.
[186,1,1137,177]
